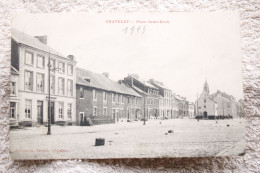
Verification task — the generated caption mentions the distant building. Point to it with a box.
[188,102,195,118]
[236,99,245,118]
[123,75,160,119]
[76,68,142,125]
[175,95,189,118]
[196,80,217,119]
[196,80,241,119]
[171,93,179,118]
[149,79,172,119]
[11,28,77,126]
[211,90,238,118]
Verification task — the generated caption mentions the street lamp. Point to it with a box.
[47,52,60,135]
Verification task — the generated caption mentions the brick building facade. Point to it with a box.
[123,75,161,119]
[76,68,142,125]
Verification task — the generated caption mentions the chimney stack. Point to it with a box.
[67,55,75,61]
[35,35,47,44]
[102,72,109,78]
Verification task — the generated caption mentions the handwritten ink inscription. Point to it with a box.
[105,19,170,35]
[122,25,146,34]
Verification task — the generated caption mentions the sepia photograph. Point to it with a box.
[9,12,245,160]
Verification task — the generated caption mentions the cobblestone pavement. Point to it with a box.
[9,118,246,160]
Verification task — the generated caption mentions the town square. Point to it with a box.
[10,118,245,159]
[9,13,245,159]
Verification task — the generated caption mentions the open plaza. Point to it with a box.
[10,118,246,159]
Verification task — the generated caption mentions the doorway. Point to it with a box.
[48,102,55,124]
[203,111,208,119]
[37,101,43,124]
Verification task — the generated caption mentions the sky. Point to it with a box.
[12,12,244,102]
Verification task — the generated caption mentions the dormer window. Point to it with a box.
[84,78,90,82]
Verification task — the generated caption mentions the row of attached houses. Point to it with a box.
[9,28,201,127]
[76,68,142,125]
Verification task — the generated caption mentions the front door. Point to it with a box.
[37,101,43,124]
[80,112,84,126]
[203,111,208,119]
[49,102,55,124]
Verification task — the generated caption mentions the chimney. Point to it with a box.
[102,72,109,78]
[67,55,75,61]
[131,74,139,79]
[149,79,154,83]
[35,35,47,44]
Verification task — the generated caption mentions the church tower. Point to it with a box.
[203,80,210,95]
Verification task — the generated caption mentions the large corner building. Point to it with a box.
[11,28,77,126]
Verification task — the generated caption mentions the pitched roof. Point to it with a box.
[211,91,235,101]
[129,74,158,89]
[150,81,171,91]
[76,68,142,97]
[11,28,65,57]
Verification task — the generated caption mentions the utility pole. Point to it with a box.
[47,52,51,135]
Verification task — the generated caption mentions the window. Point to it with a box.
[112,109,116,117]
[10,82,16,95]
[25,51,33,65]
[67,103,72,120]
[204,99,206,103]
[131,108,135,115]
[93,90,97,101]
[112,93,115,102]
[80,87,84,98]
[127,97,130,103]
[135,97,137,104]
[58,61,65,73]
[50,59,55,71]
[103,107,107,115]
[36,73,44,92]
[25,100,32,118]
[10,102,16,118]
[50,76,55,94]
[93,106,97,116]
[204,105,206,108]
[67,64,73,75]
[227,103,230,108]
[117,94,120,103]
[37,55,44,68]
[25,71,33,91]
[58,78,65,95]
[67,79,73,96]
[122,95,124,103]
[103,92,107,102]
[58,102,64,119]
[121,95,123,104]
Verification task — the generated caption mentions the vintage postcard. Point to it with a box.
[9,12,245,160]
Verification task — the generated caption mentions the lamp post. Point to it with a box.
[47,52,60,135]
[47,52,51,135]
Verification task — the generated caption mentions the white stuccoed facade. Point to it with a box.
[11,29,77,126]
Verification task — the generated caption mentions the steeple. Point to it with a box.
[203,79,209,94]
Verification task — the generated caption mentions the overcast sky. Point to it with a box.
[12,12,244,102]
